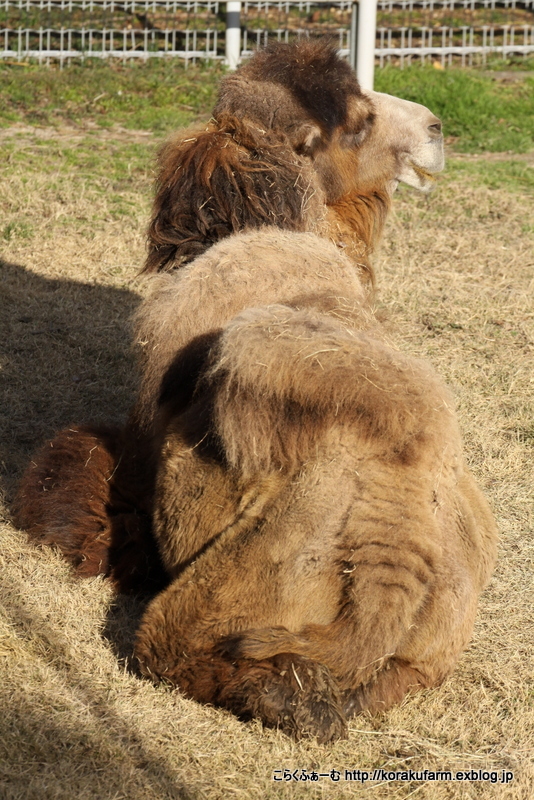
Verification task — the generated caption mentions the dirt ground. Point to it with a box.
[1,127,533,799]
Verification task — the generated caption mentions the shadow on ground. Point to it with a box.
[1,565,196,800]
[0,258,142,499]
[1,255,160,665]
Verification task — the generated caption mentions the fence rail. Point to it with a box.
[1,0,533,66]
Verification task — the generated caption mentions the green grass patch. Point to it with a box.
[375,66,534,153]
[482,53,534,71]
[447,156,534,196]
[2,220,34,241]
[3,136,152,187]
[0,58,221,131]
[2,136,153,236]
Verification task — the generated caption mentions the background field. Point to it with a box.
[0,61,533,799]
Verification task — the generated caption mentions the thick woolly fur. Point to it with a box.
[13,42,487,743]
[144,114,326,275]
[132,229,497,742]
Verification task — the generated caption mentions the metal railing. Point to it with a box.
[375,0,534,67]
[1,0,533,68]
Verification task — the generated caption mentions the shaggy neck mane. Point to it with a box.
[142,103,389,289]
[143,115,322,275]
[325,189,391,287]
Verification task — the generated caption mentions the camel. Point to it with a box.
[14,40,447,594]
[13,43,495,743]
[132,228,497,742]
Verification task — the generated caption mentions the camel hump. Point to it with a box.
[207,305,459,476]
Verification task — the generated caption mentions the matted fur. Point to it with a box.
[14,425,120,578]
[131,229,497,741]
[133,228,372,434]
[144,113,325,274]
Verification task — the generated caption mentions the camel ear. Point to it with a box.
[292,123,324,156]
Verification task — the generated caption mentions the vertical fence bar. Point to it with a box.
[349,0,357,71]
[225,0,240,68]
[355,0,377,89]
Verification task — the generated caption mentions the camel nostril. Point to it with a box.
[429,121,442,136]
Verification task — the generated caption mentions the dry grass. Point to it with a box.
[1,127,533,800]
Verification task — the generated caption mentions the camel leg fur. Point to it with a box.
[13,424,167,594]
[136,629,348,743]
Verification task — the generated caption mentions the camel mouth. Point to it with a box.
[366,91,445,194]
[410,161,440,186]
[397,148,445,193]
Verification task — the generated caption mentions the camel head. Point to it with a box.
[215,40,444,202]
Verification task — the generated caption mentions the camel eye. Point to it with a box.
[339,128,368,149]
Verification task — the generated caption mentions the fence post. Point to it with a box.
[350,0,377,91]
[225,1,241,70]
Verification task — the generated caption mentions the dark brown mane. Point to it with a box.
[143,40,383,280]
[143,114,321,274]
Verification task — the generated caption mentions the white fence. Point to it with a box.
[1,0,533,69]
